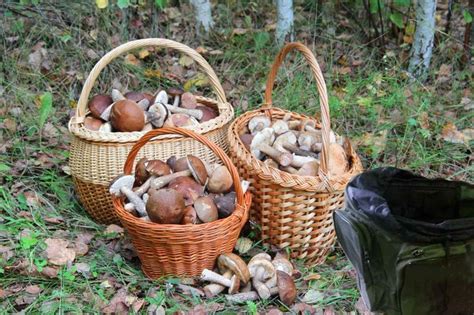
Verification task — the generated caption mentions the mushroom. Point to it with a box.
[148,103,169,128]
[214,192,236,218]
[298,131,321,152]
[111,89,126,102]
[187,155,208,185]
[168,176,203,206]
[99,122,112,132]
[141,123,153,132]
[207,165,233,194]
[109,174,147,217]
[239,133,253,151]
[163,114,198,127]
[146,188,185,224]
[225,287,279,303]
[109,99,145,132]
[173,157,189,172]
[200,269,240,294]
[98,90,126,121]
[167,87,184,107]
[146,160,171,177]
[166,156,177,170]
[124,92,150,110]
[277,270,296,305]
[194,196,218,223]
[164,104,203,120]
[248,253,276,299]
[273,132,297,153]
[251,129,292,166]
[203,271,233,298]
[150,169,192,190]
[197,105,218,122]
[248,115,271,134]
[134,157,149,186]
[153,90,169,106]
[181,206,198,224]
[272,120,289,135]
[290,154,317,168]
[282,143,320,159]
[87,94,113,120]
[272,252,294,276]
[328,143,348,176]
[84,116,104,131]
[217,253,251,284]
[296,160,319,176]
[180,92,197,109]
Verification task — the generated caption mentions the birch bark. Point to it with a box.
[276,0,294,46]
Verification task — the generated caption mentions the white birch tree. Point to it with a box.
[190,0,214,36]
[276,0,294,46]
[408,0,437,80]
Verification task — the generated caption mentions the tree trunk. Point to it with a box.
[190,0,214,35]
[276,0,294,46]
[408,0,437,80]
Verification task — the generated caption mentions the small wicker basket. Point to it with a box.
[112,127,251,278]
[68,38,234,225]
[227,42,363,265]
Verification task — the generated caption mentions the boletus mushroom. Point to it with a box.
[88,94,113,120]
[110,99,145,132]
[84,116,104,131]
[276,270,296,305]
[181,206,198,224]
[146,188,185,224]
[168,176,203,206]
[197,105,217,122]
[134,157,149,186]
[194,196,218,223]
[207,165,233,194]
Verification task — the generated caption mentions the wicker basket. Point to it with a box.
[112,127,251,278]
[69,38,234,225]
[227,42,363,265]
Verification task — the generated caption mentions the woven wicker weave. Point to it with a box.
[228,42,363,265]
[68,38,234,225]
[113,127,251,278]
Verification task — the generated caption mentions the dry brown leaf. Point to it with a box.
[73,241,89,256]
[419,112,430,129]
[441,123,466,144]
[304,273,322,281]
[2,118,17,132]
[105,224,124,234]
[461,97,474,111]
[438,64,452,77]
[44,238,76,266]
[232,28,248,35]
[195,46,208,54]
[138,49,150,59]
[41,266,59,278]
[25,285,42,295]
[125,54,140,66]
[461,128,474,141]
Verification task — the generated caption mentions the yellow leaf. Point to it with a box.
[96,0,108,9]
[125,54,140,66]
[183,73,209,91]
[178,55,194,67]
[138,49,150,59]
[144,68,162,78]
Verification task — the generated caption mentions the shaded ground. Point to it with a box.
[0,0,472,313]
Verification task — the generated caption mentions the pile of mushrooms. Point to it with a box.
[239,114,352,177]
[109,155,247,224]
[200,252,297,305]
[84,88,218,132]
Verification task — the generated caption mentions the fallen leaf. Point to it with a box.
[188,305,207,315]
[76,232,94,245]
[441,123,466,144]
[28,48,48,70]
[183,73,209,91]
[73,241,89,256]
[41,266,59,278]
[125,54,140,66]
[144,68,162,79]
[44,217,64,224]
[178,55,194,67]
[304,273,321,281]
[25,285,42,295]
[461,128,474,141]
[291,303,316,314]
[302,289,324,304]
[86,49,100,59]
[2,118,17,132]
[138,49,150,59]
[418,112,430,129]
[105,224,124,234]
[44,238,76,266]
[461,97,474,111]
[75,262,91,278]
[102,288,137,314]
[232,28,248,35]
[438,64,452,77]
[195,46,208,54]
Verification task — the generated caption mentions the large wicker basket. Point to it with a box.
[69,38,234,225]
[227,42,363,265]
[112,127,251,278]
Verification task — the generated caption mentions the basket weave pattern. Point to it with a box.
[113,127,251,278]
[228,43,363,264]
[68,39,234,224]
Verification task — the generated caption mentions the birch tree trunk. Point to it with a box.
[190,0,214,35]
[276,0,294,46]
[408,0,437,80]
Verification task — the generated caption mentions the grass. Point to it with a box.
[0,0,473,313]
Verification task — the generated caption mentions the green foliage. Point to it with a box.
[254,31,270,50]
[117,0,129,9]
[390,12,404,28]
[38,92,53,129]
[463,10,473,24]
[155,0,166,10]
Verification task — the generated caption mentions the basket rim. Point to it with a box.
[69,95,234,143]
[228,107,364,192]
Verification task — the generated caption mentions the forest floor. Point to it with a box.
[0,1,472,314]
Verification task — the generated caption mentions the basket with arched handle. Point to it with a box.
[112,127,251,278]
[68,38,234,225]
[227,42,363,265]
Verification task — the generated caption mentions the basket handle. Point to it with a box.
[76,38,228,120]
[123,127,245,220]
[263,42,331,175]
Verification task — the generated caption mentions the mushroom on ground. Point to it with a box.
[248,115,271,134]
[200,269,240,294]
[109,99,145,132]
[109,174,147,217]
[203,271,233,297]
[272,252,294,276]
[248,253,276,299]
[88,94,113,120]
[146,188,185,224]
[276,270,296,305]
[207,165,233,194]
[217,253,251,284]
[194,196,218,223]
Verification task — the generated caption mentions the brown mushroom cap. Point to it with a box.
[207,165,233,194]
[146,160,171,177]
[194,196,218,223]
[217,253,251,284]
[135,157,149,186]
[187,155,208,185]
[124,91,146,102]
[277,270,296,305]
[166,156,177,170]
[143,93,154,104]
[197,105,218,122]
[181,92,197,109]
[181,206,197,224]
[84,116,104,131]
[168,176,204,206]
[173,157,189,172]
[88,94,113,120]
[110,99,145,132]
[167,87,184,97]
[214,192,236,218]
[146,188,185,224]
[239,133,254,151]
[165,114,194,127]
[328,143,348,177]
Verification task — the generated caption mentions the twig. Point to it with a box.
[377,0,386,50]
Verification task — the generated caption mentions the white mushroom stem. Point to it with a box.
[135,176,154,197]
[137,98,150,110]
[280,166,299,174]
[142,193,149,204]
[256,143,292,167]
[252,277,271,299]
[291,155,317,168]
[283,143,319,158]
[151,170,191,190]
[164,104,203,120]
[120,187,146,216]
[99,122,112,132]
[241,180,250,194]
[172,95,180,107]
[111,89,126,102]
[154,90,168,105]
[225,287,279,303]
[203,271,232,298]
[201,269,233,288]
[124,203,135,212]
[100,104,114,121]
